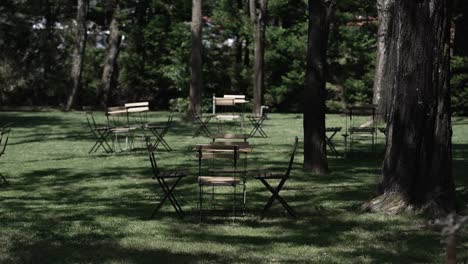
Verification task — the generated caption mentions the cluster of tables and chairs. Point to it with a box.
[192,94,270,139]
[84,102,173,154]
[81,97,391,222]
[113,94,298,221]
[147,132,298,221]
[325,104,387,157]
[82,98,386,221]
[0,123,11,185]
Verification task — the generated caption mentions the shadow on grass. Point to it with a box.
[2,112,466,263]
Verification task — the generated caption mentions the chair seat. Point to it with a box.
[156,170,188,178]
[326,127,342,132]
[198,176,241,185]
[209,168,247,174]
[145,123,165,129]
[215,114,240,121]
[349,127,376,133]
[211,133,250,140]
[254,171,285,179]
[96,126,112,131]
[111,127,132,133]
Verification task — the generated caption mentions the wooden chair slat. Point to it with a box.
[124,101,149,108]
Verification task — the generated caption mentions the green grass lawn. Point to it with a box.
[0,111,467,263]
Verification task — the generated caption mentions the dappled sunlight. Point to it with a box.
[0,111,466,263]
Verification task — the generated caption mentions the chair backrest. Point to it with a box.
[125,102,149,114]
[285,137,299,178]
[215,98,235,106]
[223,95,245,100]
[347,104,377,119]
[260,105,270,117]
[106,106,128,127]
[0,127,11,156]
[213,95,236,114]
[125,101,149,108]
[145,137,160,178]
[125,102,149,125]
[107,106,127,114]
[84,111,98,130]
[164,112,174,130]
[197,144,239,176]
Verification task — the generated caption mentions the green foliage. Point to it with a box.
[81,46,105,106]
[0,0,75,106]
[325,82,345,113]
[451,56,468,116]
[328,4,377,107]
[168,97,189,113]
[1,0,466,116]
[264,23,307,112]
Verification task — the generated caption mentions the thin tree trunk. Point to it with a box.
[250,0,268,116]
[303,0,335,174]
[187,0,203,118]
[372,0,395,122]
[446,234,456,264]
[37,0,54,106]
[98,0,121,108]
[366,0,455,215]
[66,0,88,111]
[244,38,250,66]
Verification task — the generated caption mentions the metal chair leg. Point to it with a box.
[0,172,7,185]
[259,178,296,219]
[199,184,203,223]
[151,177,184,219]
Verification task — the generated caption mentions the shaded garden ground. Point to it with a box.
[0,111,467,263]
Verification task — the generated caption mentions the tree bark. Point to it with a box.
[66,0,88,111]
[187,0,203,118]
[98,0,121,108]
[303,0,335,174]
[366,0,456,216]
[249,0,268,116]
[372,0,396,122]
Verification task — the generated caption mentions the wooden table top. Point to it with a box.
[195,142,252,153]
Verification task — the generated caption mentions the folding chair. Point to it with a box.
[247,106,269,138]
[146,138,187,219]
[85,111,113,154]
[0,126,11,185]
[191,110,213,138]
[325,127,342,157]
[124,101,150,127]
[106,106,135,152]
[146,112,174,152]
[344,104,378,153]
[197,144,245,221]
[254,136,298,219]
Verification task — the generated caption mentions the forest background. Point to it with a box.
[0,0,467,115]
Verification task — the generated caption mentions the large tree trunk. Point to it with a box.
[98,0,121,108]
[372,0,396,122]
[303,0,335,174]
[66,0,88,111]
[187,0,203,119]
[366,0,455,216]
[249,0,268,116]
